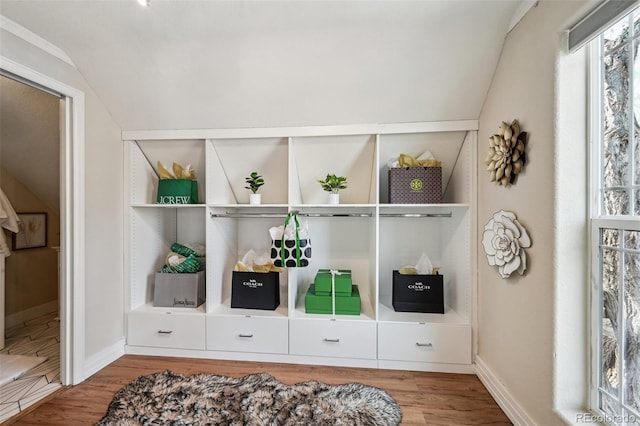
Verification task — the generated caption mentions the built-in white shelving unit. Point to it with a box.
[123,121,477,373]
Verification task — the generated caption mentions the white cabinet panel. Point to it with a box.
[207,316,288,354]
[128,311,205,350]
[289,319,377,360]
[125,123,477,371]
[377,322,471,365]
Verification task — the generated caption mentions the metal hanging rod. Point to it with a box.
[209,212,447,218]
[210,213,287,218]
[209,212,373,218]
[379,212,452,218]
[300,213,372,218]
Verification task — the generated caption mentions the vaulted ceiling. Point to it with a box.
[0,1,531,131]
[0,75,60,212]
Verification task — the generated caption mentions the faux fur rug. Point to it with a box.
[97,370,402,425]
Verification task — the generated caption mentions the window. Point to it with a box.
[591,7,640,425]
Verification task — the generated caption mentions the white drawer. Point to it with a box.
[127,311,205,350]
[289,319,377,360]
[207,316,288,354]
[378,322,471,364]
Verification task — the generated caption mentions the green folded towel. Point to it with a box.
[170,243,204,257]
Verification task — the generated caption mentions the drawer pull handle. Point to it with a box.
[238,334,254,338]
[416,342,433,347]
[157,330,173,335]
[324,338,340,343]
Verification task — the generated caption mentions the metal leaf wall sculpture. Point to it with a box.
[485,119,527,186]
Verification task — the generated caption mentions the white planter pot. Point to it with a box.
[329,193,340,205]
[249,193,262,205]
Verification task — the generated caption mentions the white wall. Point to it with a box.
[0,29,124,367]
[477,1,591,424]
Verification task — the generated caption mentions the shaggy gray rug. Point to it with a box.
[96,370,402,425]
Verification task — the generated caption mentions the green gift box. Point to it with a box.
[314,269,352,296]
[305,284,360,315]
[157,179,199,204]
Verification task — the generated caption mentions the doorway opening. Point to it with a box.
[0,74,62,419]
[0,59,84,421]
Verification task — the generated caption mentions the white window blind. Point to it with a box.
[569,0,639,52]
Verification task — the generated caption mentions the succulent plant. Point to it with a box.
[244,172,265,194]
[317,174,347,194]
[485,119,527,187]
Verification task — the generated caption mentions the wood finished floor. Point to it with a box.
[5,354,512,425]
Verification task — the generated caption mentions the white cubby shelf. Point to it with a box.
[123,121,477,373]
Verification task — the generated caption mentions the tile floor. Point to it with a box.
[0,311,62,423]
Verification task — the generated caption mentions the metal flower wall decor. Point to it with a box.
[485,119,527,186]
[482,210,531,279]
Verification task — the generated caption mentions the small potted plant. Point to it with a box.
[245,172,265,204]
[317,173,347,204]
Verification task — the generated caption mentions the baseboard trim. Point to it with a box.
[5,300,59,328]
[378,360,475,374]
[84,339,125,380]
[125,345,379,369]
[475,355,536,426]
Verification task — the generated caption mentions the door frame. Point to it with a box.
[1,56,85,386]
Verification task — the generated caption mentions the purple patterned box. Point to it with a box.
[388,167,442,204]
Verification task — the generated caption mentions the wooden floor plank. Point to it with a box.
[5,355,512,425]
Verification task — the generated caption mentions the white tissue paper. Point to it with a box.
[269,218,309,241]
[243,249,271,268]
[235,249,274,272]
[237,249,257,271]
[166,252,184,267]
[415,252,433,275]
[401,253,435,275]
[416,150,436,163]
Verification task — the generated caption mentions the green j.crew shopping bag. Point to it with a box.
[156,179,199,204]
